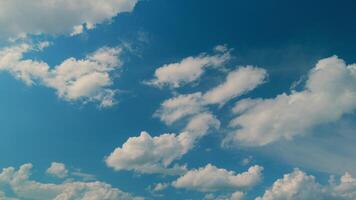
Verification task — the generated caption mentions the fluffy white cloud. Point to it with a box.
[0,43,122,107]
[203,66,267,105]
[0,0,138,39]
[0,163,143,200]
[172,164,263,192]
[332,172,356,199]
[255,169,325,200]
[155,92,205,125]
[155,66,267,125]
[147,45,231,88]
[256,169,356,200]
[105,112,220,175]
[227,56,356,146]
[46,162,68,179]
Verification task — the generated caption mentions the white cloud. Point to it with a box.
[172,164,263,192]
[0,43,122,107]
[227,56,356,146]
[229,192,245,200]
[203,66,267,105]
[152,182,169,192]
[155,66,267,125]
[0,163,143,200]
[255,169,325,200]
[333,172,356,199]
[105,112,219,175]
[256,169,356,200]
[154,92,205,125]
[147,45,231,88]
[46,162,68,179]
[0,0,138,39]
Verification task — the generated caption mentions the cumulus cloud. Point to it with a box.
[0,0,138,39]
[0,43,122,107]
[172,164,263,192]
[147,45,231,88]
[256,169,356,200]
[227,56,356,146]
[0,163,143,200]
[155,66,267,124]
[46,162,68,179]
[255,169,325,200]
[155,92,205,125]
[203,66,267,105]
[105,112,220,175]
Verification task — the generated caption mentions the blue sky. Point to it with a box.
[0,0,356,199]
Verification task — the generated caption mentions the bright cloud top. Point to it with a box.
[227,56,356,146]
[256,169,356,200]
[172,164,263,192]
[0,0,138,39]
[0,163,143,200]
[0,43,122,107]
[147,45,231,88]
[46,162,68,179]
[105,112,220,175]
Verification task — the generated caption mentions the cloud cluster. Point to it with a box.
[0,43,122,107]
[227,56,356,146]
[105,112,220,175]
[0,0,138,39]
[0,163,143,200]
[155,66,267,125]
[256,169,356,200]
[147,45,231,88]
[172,164,263,192]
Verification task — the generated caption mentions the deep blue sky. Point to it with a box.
[0,0,356,199]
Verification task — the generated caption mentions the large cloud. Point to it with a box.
[256,169,356,200]
[147,45,231,88]
[0,43,122,107]
[227,56,356,146]
[0,163,143,200]
[155,66,267,125]
[105,112,220,175]
[0,0,138,39]
[172,164,263,192]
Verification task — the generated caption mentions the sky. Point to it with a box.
[0,0,356,199]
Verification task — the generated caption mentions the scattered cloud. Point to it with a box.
[227,56,356,146]
[203,66,267,105]
[155,92,205,125]
[0,43,123,107]
[0,0,138,40]
[256,168,356,200]
[0,163,143,200]
[152,182,169,192]
[105,112,219,175]
[147,45,231,88]
[172,164,263,192]
[155,66,267,125]
[46,162,68,179]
